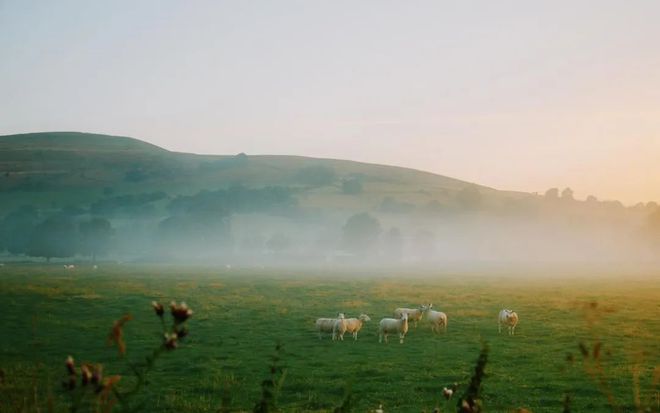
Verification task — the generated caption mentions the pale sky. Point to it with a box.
[1,1,659,204]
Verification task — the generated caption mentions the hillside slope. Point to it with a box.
[0,132,519,214]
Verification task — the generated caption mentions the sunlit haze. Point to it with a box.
[1,1,659,203]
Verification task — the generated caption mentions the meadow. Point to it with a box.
[0,264,658,412]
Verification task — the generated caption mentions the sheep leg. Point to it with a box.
[399,333,404,344]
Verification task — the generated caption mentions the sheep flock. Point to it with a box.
[315,305,519,343]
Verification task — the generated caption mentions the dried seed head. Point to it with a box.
[81,364,93,385]
[170,301,193,323]
[65,356,76,375]
[164,332,178,350]
[152,301,164,317]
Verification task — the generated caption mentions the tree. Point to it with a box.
[561,187,574,201]
[27,215,77,262]
[0,206,39,255]
[544,188,559,200]
[79,217,114,262]
[342,212,381,255]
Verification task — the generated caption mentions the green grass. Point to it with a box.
[0,264,658,412]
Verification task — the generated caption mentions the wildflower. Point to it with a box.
[81,363,93,385]
[164,332,178,350]
[170,301,193,323]
[108,314,133,356]
[65,356,76,375]
[151,301,165,317]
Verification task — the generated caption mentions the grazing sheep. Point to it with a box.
[393,304,431,328]
[344,314,371,340]
[315,313,345,340]
[92,265,98,270]
[64,264,76,270]
[378,312,409,344]
[498,309,519,335]
[333,315,348,341]
[427,309,448,333]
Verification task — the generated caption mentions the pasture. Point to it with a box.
[0,264,658,412]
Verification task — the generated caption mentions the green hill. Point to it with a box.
[0,131,517,215]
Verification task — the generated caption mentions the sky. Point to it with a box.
[1,1,659,204]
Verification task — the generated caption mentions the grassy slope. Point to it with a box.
[0,132,524,215]
[1,265,658,412]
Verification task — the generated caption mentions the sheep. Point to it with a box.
[332,315,348,341]
[498,309,519,335]
[344,314,371,340]
[393,304,431,328]
[64,264,76,270]
[378,312,409,344]
[315,313,345,340]
[426,309,448,333]
[92,265,98,270]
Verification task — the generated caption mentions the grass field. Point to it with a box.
[0,264,658,412]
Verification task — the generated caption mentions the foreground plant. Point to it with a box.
[62,300,193,412]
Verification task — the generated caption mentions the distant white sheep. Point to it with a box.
[64,264,76,270]
[344,314,371,340]
[498,309,519,335]
[393,304,430,328]
[315,313,345,340]
[378,312,409,344]
[426,308,448,333]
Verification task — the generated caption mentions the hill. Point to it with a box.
[0,131,512,214]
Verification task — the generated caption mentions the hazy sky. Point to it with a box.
[1,1,659,204]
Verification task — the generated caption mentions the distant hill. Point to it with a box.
[0,131,520,215]
[0,131,168,153]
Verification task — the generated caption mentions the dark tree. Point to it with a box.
[342,212,381,255]
[79,217,114,262]
[561,187,574,201]
[0,206,39,255]
[545,187,559,200]
[27,215,77,261]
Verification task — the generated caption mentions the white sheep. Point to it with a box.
[64,264,76,270]
[393,304,430,328]
[426,308,448,333]
[498,309,519,335]
[332,314,348,341]
[378,312,409,344]
[315,313,345,340]
[344,314,371,340]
